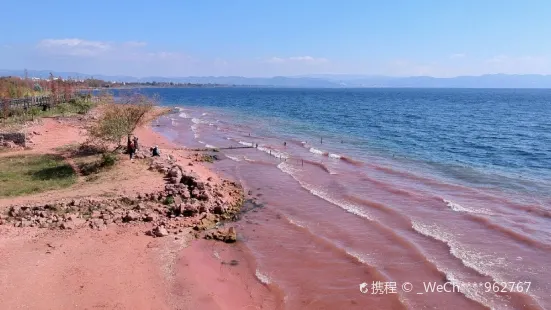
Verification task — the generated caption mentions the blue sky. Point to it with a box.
[1,0,551,77]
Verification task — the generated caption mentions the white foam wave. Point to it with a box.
[179,112,190,119]
[238,141,253,147]
[309,147,325,155]
[202,112,208,116]
[243,156,255,162]
[277,162,372,221]
[205,144,216,149]
[198,140,205,144]
[444,199,493,215]
[255,269,271,285]
[344,249,374,265]
[329,153,341,159]
[258,146,289,159]
[287,217,305,228]
[410,220,529,309]
[226,155,241,162]
[191,124,199,138]
[191,118,202,124]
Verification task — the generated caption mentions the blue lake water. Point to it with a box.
[131,87,551,196]
[117,87,551,309]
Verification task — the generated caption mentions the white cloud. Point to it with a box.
[266,56,328,64]
[36,38,190,63]
[37,38,111,56]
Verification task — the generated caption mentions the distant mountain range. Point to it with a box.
[3,69,551,88]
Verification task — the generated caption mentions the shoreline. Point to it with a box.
[0,110,280,309]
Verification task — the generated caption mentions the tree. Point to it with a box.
[89,93,156,150]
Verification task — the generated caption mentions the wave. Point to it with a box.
[443,199,493,215]
[277,162,373,221]
[411,221,501,308]
[178,112,190,119]
[344,194,412,225]
[285,216,306,228]
[191,118,202,124]
[258,146,289,160]
[467,215,551,251]
[255,269,272,285]
[226,155,241,162]
[309,147,328,156]
[303,160,332,174]
[205,144,216,149]
[308,147,342,160]
[243,156,256,163]
[340,156,364,167]
[411,220,543,309]
[238,141,254,147]
[190,124,200,138]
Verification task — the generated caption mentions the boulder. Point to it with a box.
[124,210,141,222]
[89,218,107,231]
[205,227,237,243]
[168,166,182,178]
[144,212,158,222]
[152,226,169,237]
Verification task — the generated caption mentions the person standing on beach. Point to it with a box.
[133,136,139,151]
[127,134,132,154]
[129,140,135,160]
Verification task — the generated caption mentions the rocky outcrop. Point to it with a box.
[0,132,26,147]
[204,227,237,243]
[1,162,244,241]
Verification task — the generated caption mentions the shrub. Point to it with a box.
[89,93,156,148]
[100,152,117,167]
[77,152,118,176]
[70,98,95,114]
[55,102,71,116]
[163,195,175,205]
[28,106,41,121]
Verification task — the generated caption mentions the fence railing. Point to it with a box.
[1,94,98,111]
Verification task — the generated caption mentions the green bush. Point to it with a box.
[71,98,94,114]
[55,103,71,116]
[163,195,175,205]
[28,106,41,120]
[100,152,117,167]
